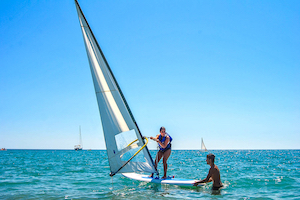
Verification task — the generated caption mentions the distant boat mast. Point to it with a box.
[74,126,83,150]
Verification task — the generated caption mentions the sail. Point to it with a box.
[74,126,83,150]
[201,138,207,151]
[75,0,157,176]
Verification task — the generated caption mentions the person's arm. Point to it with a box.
[193,168,212,186]
[153,136,170,148]
[150,135,159,141]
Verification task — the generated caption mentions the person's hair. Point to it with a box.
[160,127,166,132]
[207,153,215,163]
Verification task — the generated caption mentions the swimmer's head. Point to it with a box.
[207,153,215,163]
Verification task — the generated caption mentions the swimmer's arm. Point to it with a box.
[193,168,212,186]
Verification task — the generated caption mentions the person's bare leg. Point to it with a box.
[162,149,171,179]
[150,151,163,177]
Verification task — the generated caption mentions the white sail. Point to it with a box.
[74,126,83,150]
[201,138,207,151]
[75,0,157,176]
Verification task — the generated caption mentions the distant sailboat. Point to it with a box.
[74,126,83,151]
[201,138,207,151]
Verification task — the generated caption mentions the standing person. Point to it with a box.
[149,127,172,179]
[193,153,223,190]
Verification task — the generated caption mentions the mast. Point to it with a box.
[79,126,82,148]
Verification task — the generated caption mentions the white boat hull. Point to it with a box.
[122,173,205,187]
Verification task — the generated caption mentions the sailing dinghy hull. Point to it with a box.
[123,173,205,187]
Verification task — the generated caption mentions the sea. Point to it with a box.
[0,150,299,200]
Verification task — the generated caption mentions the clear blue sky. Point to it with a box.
[0,0,299,150]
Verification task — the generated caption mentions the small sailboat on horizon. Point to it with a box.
[74,126,83,151]
[201,138,207,151]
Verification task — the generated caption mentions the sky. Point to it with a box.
[0,0,299,150]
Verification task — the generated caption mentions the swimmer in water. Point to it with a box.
[193,153,223,190]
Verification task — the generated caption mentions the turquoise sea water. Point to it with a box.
[0,150,299,199]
